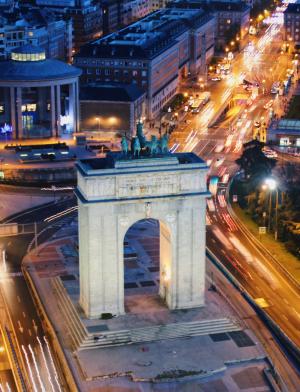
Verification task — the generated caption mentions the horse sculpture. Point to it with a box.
[145,135,158,155]
[132,137,141,158]
[121,136,128,156]
[160,133,169,153]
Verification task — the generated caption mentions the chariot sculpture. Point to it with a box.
[121,121,169,158]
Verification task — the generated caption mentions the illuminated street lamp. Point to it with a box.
[262,178,279,239]
[262,79,266,94]
[95,117,100,132]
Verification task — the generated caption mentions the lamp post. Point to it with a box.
[262,178,279,239]
[96,117,100,132]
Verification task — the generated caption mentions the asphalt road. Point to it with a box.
[0,197,76,391]
[170,15,300,384]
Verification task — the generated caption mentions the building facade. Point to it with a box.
[101,0,151,35]
[168,0,250,49]
[284,2,300,49]
[0,45,81,139]
[80,83,146,136]
[0,9,73,61]
[75,8,215,119]
[35,0,102,53]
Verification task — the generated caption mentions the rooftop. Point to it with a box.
[77,152,206,176]
[168,0,250,13]
[285,1,300,13]
[0,44,81,82]
[80,83,145,102]
[75,8,214,60]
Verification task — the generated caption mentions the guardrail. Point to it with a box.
[4,327,27,392]
[22,265,80,392]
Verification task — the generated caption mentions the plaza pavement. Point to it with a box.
[23,218,275,391]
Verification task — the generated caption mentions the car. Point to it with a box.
[211,76,222,81]
[264,100,273,110]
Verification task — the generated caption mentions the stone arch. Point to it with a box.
[76,153,209,319]
[121,216,172,312]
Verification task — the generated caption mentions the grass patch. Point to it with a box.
[233,204,300,284]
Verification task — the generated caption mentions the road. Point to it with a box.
[169,8,300,388]
[0,197,76,391]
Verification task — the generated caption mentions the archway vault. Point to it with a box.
[76,152,209,319]
[122,218,171,312]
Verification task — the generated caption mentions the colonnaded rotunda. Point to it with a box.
[0,45,81,139]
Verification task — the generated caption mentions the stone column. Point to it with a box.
[75,80,80,134]
[56,85,61,137]
[16,87,23,139]
[69,82,76,133]
[9,87,16,139]
[37,87,46,127]
[50,85,56,138]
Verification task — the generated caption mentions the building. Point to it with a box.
[284,2,300,50]
[80,83,146,136]
[101,0,151,35]
[0,8,73,61]
[76,151,209,317]
[267,119,300,148]
[168,0,250,49]
[74,8,215,119]
[0,45,81,139]
[35,0,102,53]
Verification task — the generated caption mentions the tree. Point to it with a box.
[236,139,276,188]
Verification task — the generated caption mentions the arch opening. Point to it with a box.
[123,218,171,313]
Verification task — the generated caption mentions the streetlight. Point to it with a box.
[262,178,279,239]
[95,117,100,132]
[262,79,266,94]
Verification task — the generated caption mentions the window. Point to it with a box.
[96,69,101,75]
[133,70,138,76]
[105,69,110,75]
[142,70,147,77]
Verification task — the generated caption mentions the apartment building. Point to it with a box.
[74,8,215,119]
[168,0,250,49]
[284,2,300,48]
[35,0,102,52]
[0,8,72,61]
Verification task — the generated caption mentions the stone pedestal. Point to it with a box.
[76,153,209,319]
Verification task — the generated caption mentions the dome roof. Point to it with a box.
[0,44,81,82]
[0,58,82,82]
[12,44,45,55]
[11,44,46,62]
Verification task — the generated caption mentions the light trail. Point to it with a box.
[37,336,56,392]
[21,345,38,392]
[44,336,62,392]
[28,344,46,392]
[44,206,78,223]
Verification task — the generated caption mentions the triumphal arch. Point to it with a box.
[76,151,209,319]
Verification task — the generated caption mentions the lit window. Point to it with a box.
[227,19,231,24]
